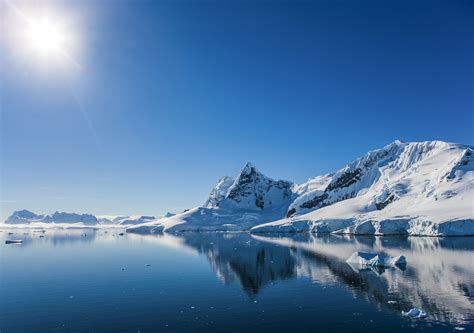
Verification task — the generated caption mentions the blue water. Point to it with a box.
[1,229,473,332]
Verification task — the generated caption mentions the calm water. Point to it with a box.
[0,229,473,332]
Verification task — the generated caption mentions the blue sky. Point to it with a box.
[1,0,473,220]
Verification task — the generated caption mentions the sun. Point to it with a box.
[3,1,80,69]
[27,18,65,56]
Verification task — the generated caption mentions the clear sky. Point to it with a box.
[1,0,473,220]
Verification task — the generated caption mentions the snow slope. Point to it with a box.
[97,215,157,225]
[251,141,474,236]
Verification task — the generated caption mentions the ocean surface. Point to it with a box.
[1,229,473,332]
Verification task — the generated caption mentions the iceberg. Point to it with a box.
[402,308,427,319]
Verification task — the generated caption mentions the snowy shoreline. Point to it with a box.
[2,219,473,237]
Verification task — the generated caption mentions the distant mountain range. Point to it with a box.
[4,140,473,236]
[4,210,174,226]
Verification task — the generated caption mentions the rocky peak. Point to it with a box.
[207,163,293,211]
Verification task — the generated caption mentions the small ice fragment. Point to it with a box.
[402,308,427,318]
[388,300,397,304]
[454,327,465,331]
[69,296,74,299]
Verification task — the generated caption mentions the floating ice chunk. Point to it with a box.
[5,240,23,244]
[402,308,427,318]
[346,251,407,268]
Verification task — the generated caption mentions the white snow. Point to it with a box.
[97,215,157,225]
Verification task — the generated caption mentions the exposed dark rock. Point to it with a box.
[326,168,362,192]
[300,193,329,209]
[375,194,395,210]
[286,208,296,218]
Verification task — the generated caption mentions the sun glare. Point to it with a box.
[3,1,80,69]
[27,18,65,56]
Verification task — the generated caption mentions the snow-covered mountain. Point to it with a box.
[252,140,474,236]
[128,140,474,235]
[205,163,294,211]
[5,210,99,225]
[4,210,160,226]
[132,163,295,232]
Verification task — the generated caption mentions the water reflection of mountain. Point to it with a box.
[253,234,474,325]
[172,232,473,325]
[174,232,297,296]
